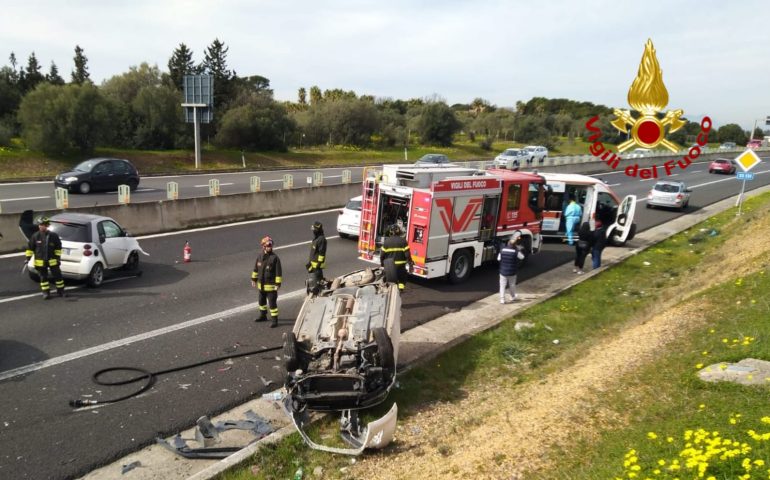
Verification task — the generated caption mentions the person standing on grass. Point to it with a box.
[573,221,592,275]
[591,219,608,270]
[498,232,525,304]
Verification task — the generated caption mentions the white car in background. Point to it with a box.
[20,210,148,287]
[625,148,651,159]
[493,148,527,169]
[336,195,362,238]
[523,145,548,164]
[646,180,691,211]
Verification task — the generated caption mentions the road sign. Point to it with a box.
[734,149,762,172]
[736,172,755,181]
[208,179,220,196]
[118,185,130,204]
[183,75,214,124]
[766,116,770,126]
[250,176,261,192]
[167,182,179,200]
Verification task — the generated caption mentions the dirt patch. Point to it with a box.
[348,213,770,479]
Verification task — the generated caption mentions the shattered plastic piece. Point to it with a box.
[552,339,560,345]
[196,416,220,447]
[178,384,192,390]
[217,367,232,372]
[543,324,553,332]
[259,376,274,386]
[643,261,651,266]
[121,461,141,474]
[514,321,535,332]
[156,435,241,460]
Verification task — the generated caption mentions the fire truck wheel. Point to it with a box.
[448,249,472,284]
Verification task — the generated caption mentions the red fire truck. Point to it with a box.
[358,165,546,283]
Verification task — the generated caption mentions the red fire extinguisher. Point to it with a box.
[183,241,192,263]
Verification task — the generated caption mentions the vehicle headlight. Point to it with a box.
[64,176,78,183]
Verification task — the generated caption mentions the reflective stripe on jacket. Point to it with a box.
[251,251,282,290]
[381,235,411,265]
[308,234,327,271]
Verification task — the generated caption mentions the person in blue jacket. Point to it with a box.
[497,232,525,304]
[563,194,582,246]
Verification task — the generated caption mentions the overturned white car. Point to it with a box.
[282,267,400,454]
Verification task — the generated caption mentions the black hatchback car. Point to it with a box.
[54,158,140,194]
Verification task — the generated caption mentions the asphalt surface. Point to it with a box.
[0,166,368,213]
[0,156,768,479]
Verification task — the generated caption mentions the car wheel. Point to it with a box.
[123,251,139,271]
[78,182,91,194]
[282,331,299,372]
[87,263,104,287]
[372,327,395,374]
[339,232,349,239]
[28,270,40,283]
[708,169,713,174]
[646,203,652,209]
[448,249,472,284]
[128,179,139,191]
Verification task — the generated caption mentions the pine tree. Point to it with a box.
[46,61,64,85]
[23,52,44,92]
[200,38,233,107]
[167,43,195,91]
[71,45,91,84]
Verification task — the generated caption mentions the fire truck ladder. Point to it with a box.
[358,170,380,255]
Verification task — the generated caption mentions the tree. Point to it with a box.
[22,52,44,92]
[752,127,764,140]
[297,87,307,105]
[214,93,295,150]
[716,123,747,145]
[167,43,195,91]
[132,84,182,148]
[71,45,91,84]
[46,61,64,85]
[416,102,461,146]
[200,38,233,108]
[309,85,322,105]
[18,82,111,154]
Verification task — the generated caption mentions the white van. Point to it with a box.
[536,173,637,246]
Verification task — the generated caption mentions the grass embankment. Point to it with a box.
[0,136,592,180]
[218,191,770,480]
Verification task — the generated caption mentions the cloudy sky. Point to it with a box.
[4,0,769,129]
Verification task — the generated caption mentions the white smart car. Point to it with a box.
[336,196,362,239]
[20,211,148,287]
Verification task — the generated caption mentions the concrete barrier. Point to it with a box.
[0,183,361,254]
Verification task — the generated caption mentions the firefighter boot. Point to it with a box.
[58,288,67,298]
[42,291,51,300]
[255,311,267,322]
[269,317,278,328]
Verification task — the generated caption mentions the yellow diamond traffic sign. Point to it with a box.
[734,149,762,172]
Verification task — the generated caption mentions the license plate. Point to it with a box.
[62,248,70,255]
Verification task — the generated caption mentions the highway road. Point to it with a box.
[0,156,768,479]
[0,166,368,214]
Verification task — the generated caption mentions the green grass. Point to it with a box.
[214,173,770,480]
[0,136,591,180]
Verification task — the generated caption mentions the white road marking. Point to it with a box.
[608,183,621,187]
[194,182,234,188]
[0,195,50,202]
[0,288,308,381]
[690,170,702,173]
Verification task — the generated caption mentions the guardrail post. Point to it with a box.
[313,171,323,187]
[118,185,130,204]
[55,187,69,209]
[208,179,220,196]
[283,174,294,189]
[341,169,352,184]
[166,182,179,200]
[250,176,261,192]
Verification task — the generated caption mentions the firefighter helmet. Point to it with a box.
[311,221,323,232]
[260,236,274,247]
[36,216,51,226]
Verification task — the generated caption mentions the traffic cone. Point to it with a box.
[183,241,192,263]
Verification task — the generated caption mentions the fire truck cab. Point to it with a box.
[358,165,546,283]
[537,173,638,246]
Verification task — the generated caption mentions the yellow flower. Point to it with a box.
[696,363,704,369]
[647,432,658,440]
[699,404,706,409]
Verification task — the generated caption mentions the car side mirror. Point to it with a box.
[123,231,131,237]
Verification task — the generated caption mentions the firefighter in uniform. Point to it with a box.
[251,236,282,327]
[306,221,327,294]
[380,225,412,291]
[25,217,66,299]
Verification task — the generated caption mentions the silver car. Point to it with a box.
[646,180,691,211]
[493,149,526,169]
